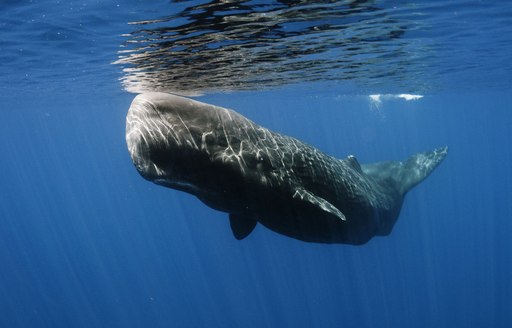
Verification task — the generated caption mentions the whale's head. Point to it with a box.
[126,92,220,192]
[126,92,275,207]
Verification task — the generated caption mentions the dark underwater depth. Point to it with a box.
[1,1,511,327]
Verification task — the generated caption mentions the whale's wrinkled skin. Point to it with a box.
[126,92,447,244]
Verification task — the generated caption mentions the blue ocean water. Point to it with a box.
[1,1,511,327]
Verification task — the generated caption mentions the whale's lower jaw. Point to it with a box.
[153,178,201,195]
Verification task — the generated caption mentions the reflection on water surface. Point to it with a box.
[114,0,433,95]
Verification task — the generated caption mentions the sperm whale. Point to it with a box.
[126,92,447,244]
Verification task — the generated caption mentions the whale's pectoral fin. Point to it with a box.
[292,189,346,221]
[229,213,257,240]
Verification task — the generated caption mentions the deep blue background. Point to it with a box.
[1,90,511,327]
[1,1,512,327]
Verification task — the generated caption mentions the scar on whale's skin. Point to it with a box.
[126,92,448,245]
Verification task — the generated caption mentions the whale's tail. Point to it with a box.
[361,147,448,196]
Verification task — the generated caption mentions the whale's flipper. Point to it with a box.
[293,189,347,221]
[229,214,257,240]
[362,147,448,196]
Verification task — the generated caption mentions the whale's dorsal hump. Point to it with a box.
[345,155,363,174]
[292,189,346,221]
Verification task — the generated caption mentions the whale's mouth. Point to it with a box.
[153,178,201,194]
